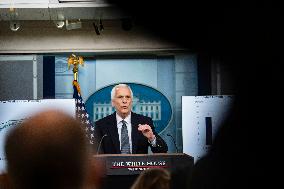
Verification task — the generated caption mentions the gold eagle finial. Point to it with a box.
[67,54,84,81]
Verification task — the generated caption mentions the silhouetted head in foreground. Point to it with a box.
[4,110,94,189]
[130,168,171,189]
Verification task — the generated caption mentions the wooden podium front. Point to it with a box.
[93,153,194,189]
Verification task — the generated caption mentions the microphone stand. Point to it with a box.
[167,134,178,153]
[96,134,107,155]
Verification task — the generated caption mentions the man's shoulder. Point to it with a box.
[95,113,115,125]
[131,112,152,121]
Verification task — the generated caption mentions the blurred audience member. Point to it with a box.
[4,110,100,189]
[130,168,170,189]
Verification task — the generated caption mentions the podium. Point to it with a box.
[93,153,194,189]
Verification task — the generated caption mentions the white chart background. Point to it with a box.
[182,95,234,163]
[0,99,75,173]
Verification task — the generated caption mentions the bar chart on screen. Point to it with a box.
[182,95,234,163]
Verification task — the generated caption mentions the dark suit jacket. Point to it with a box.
[94,112,168,154]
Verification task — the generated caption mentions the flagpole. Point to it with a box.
[68,54,84,94]
[68,54,95,145]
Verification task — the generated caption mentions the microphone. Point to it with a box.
[96,134,108,155]
[167,133,178,153]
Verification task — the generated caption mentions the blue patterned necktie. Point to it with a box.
[120,120,130,154]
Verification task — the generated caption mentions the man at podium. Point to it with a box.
[94,83,168,154]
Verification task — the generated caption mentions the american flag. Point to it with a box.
[73,80,95,145]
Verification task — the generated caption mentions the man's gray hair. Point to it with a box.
[111,84,133,100]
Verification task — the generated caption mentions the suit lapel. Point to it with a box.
[106,113,120,153]
[131,112,140,154]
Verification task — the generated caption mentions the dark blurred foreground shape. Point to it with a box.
[2,110,103,189]
[108,0,277,188]
[130,168,171,189]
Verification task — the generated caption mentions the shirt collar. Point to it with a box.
[116,112,131,125]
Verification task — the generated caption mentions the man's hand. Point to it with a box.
[138,124,156,142]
